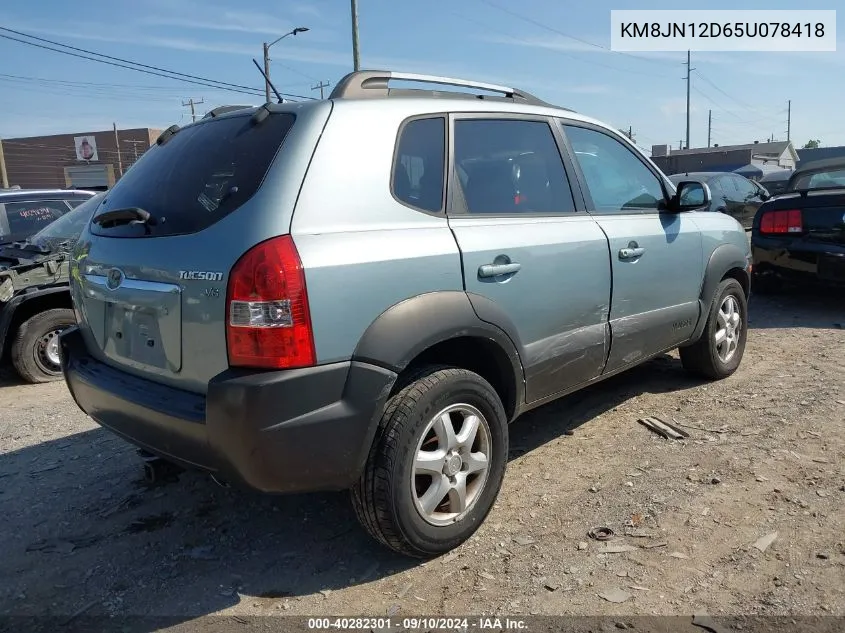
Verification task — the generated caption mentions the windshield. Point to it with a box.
[28,193,104,249]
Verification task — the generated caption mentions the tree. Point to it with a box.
[803,139,821,149]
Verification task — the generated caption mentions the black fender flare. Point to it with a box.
[0,285,70,357]
[352,290,526,407]
[688,243,749,343]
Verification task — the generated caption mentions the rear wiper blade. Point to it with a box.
[92,207,156,228]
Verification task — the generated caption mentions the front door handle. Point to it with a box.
[478,262,522,278]
[618,247,645,260]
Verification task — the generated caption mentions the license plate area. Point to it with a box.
[104,305,171,370]
[81,274,182,373]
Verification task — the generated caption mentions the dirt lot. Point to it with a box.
[0,289,843,629]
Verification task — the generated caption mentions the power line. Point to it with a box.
[0,28,315,100]
[694,70,784,125]
[449,9,670,79]
[0,26,263,93]
[476,0,675,69]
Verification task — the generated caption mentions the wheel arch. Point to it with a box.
[352,291,526,421]
[687,244,750,345]
[0,286,72,361]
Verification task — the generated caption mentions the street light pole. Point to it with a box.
[262,27,310,104]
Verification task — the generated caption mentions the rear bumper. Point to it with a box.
[751,236,845,286]
[60,326,397,493]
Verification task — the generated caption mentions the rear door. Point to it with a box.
[447,114,611,403]
[71,109,313,394]
[559,123,704,374]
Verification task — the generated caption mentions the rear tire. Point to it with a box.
[680,279,748,380]
[11,309,75,384]
[351,366,508,558]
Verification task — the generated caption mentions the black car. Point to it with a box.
[668,171,770,229]
[0,188,96,247]
[751,157,845,292]
[758,169,793,196]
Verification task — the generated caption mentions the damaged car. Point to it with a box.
[0,192,104,382]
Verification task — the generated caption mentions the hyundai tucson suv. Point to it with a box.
[61,70,752,557]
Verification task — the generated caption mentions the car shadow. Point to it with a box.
[0,365,25,387]
[749,287,845,330]
[0,354,702,627]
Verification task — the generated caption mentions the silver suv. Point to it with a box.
[61,71,751,557]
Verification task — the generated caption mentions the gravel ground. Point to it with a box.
[0,289,843,629]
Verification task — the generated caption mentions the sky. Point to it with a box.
[1,0,843,152]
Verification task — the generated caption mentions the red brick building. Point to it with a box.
[0,127,162,190]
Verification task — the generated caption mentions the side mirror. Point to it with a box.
[670,181,711,212]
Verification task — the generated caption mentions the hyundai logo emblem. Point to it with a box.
[106,268,125,290]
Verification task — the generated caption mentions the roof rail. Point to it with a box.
[328,70,551,106]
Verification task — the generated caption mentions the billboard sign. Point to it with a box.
[74,135,98,161]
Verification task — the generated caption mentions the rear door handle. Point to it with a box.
[618,247,645,260]
[478,262,522,278]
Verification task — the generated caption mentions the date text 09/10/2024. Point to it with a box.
[306,617,528,631]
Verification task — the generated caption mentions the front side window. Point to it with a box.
[392,117,445,213]
[1,199,70,241]
[563,125,665,212]
[453,119,576,215]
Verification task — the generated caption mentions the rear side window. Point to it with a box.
[453,119,576,215]
[392,117,445,213]
[91,113,296,238]
[1,200,69,240]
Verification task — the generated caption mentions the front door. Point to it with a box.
[447,115,612,403]
[560,123,704,374]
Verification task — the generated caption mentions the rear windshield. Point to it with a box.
[791,167,845,191]
[90,113,296,238]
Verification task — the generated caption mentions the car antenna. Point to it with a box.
[252,58,284,104]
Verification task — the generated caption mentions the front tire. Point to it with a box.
[680,279,748,380]
[351,366,508,558]
[11,309,75,384]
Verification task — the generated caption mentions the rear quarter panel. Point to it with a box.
[291,101,464,364]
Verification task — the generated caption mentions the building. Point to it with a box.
[796,145,845,164]
[650,141,799,176]
[0,127,162,190]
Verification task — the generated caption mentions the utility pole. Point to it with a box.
[707,110,712,147]
[113,123,124,177]
[311,81,330,99]
[684,50,695,150]
[123,139,146,165]
[679,139,684,151]
[182,98,204,123]
[263,42,272,103]
[786,100,791,142]
[0,139,8,189]
[351,0,361,71]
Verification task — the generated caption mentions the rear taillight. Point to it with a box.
[759,209,803,235]
[225,235,316,369]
